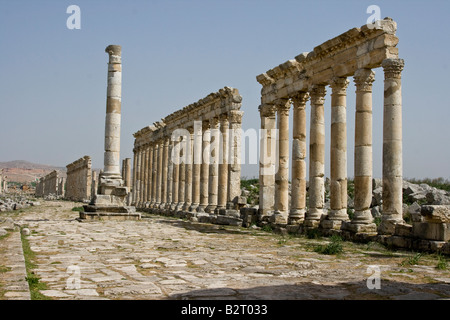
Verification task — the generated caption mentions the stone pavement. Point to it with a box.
[0,200,449,300]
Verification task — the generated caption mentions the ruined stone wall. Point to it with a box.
[35,170,62,197]
[132,87,243,225]
[66,156,92,202]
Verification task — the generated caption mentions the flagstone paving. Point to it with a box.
[0,200,449,300]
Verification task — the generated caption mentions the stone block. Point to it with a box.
[341,221,377,234]
[412,222,450,241]
[420,205,450,223]
[386,236,411,249]
[394,223,412,237]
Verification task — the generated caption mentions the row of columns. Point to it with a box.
[259,58,404,234]
[132,111,243,215]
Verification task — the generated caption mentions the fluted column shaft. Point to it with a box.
[353,69,376,224]
[166,140,174,209]
[171,137,180,210]
[189,121,202,212]
[289,92,309,224]
[176,137,186,211]
[156,140,163,207]
[142,147,149,205]
[132,149,138,205]
[183,129,194,211]
[258,105,276,219]
[217,115,229,211]
[306,84,327,224]
[160,137,169,209]
[329,77,349,221]
[151,143,159,207]
[207,118,220,213]
[273,100,290,222]
[380,58,405,234]
[198,120,210,212]
[228,110,243,209]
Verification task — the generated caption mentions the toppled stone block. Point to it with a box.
[394,223,412,237]
[412,222,450,241]
[420,205,450,223]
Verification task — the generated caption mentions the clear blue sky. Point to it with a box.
[1,0,449,180]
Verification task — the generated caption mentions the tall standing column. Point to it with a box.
[151,142,159,208]
[289,92,309,225]
[216,114,229,212]
[176,137,186,211]
[350,69,377,231]
[189,121,202,212]
[305,84,327,228]
[207,117,220,213]
[156,140,163,208]
[258,105,277,220]
[122,158,131,188]
[136,148,143,207]
[171,137,180,211]
[380,58,405,234]
[272,99,290,224]
[146,144,154,206]
[183,128,194,211]
[142,147,149,206]
[101,45,123,192]
[166,139,174,209]
[326,77,350,228]
[160,137,169,209]
[132,149,138,205]
[228,110,243,209]
[198,120,210,213]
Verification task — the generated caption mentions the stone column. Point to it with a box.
[324,77,350,229]
[380,58,405,234]
[176,136,186,211]
[150,142,158,208]
[142,147,149,206]
[289,92,309,225]
[146,144,154,206]
[228,110,243,209]
[272,99,290,224]
[258,105,277,220]
[206,117,220,213]
[171,137,180,211]
[156,140,163,208]
[305,84,327,228]
[166,139,174,209]
[135,148,142,206]
[160,137,170,209]
[132,149,138,205]
[349,69,377,232]
[183,128,194,211]
[189,121,202,212]
[101,45,123,191]
[122,158,131,188]
[216,114,229,212]
[198,120,210,213]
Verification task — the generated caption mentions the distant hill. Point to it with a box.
[0,160,66,184]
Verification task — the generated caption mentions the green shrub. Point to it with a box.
[314,235,343,255]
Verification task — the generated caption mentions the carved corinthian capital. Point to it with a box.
[354,69,376,92]
[382,58,405,79]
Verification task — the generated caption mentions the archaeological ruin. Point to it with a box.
[132,87,244,225]
[65,156,94,202]
[79,45,139,220]
[0,170,6,194]
[35,170,65,198]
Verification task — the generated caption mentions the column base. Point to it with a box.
[320,219,344,230]
[378,216,404,235]
[270,211,288,225]
[288,209,306,225]
[303,219,321,229]
[205,205,217,214]
[341,221,377,234]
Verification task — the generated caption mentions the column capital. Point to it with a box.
[258,104,276,118]
[291,92,309,108]
[330,77,349,95]
[219,113,229,124]
[210,117,220,128]
[382,58,405,79]
[309,84,327,105]
[354,69,376,92]
[228,110,244,124]
[275,99,291,116]
[202,119,210,128]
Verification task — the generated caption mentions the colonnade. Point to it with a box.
[132,87,243,218]
[257,18,404,234]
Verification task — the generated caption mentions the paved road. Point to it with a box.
[0,200,449,300]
